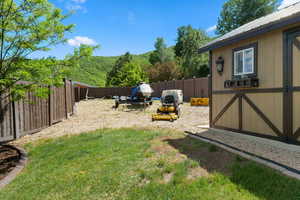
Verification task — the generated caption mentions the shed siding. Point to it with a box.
[243,93,282,136]
[210,25,298,138]
[212,29,283,91]
[242,98,276,136]
[212,94,235,120]
[213,95,239,129]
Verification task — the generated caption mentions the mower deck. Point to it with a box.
[152,113,178,122]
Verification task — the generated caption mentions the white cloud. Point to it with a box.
[71,0,87,3]
[64,0,88,13]
[67,36,97,47]
[66,4,84,11]
[206,25,217,33]
[66,3,88,13]
[279,0,300,9]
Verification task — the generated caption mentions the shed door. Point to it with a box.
[285,29,300,142]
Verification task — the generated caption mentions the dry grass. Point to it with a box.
[148,133,239,181]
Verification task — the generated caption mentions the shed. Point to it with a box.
[72,81,97,101]
[72,81,96,88]
[199,3,300,143]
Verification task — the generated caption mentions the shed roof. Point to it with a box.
[72,81,97,88]
[199,3,300,53]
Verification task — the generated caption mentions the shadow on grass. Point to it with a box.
[164,134,300,200]
[164,136,236,175]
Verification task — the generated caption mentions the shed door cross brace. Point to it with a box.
[212,94,239,125]
[212,93,283,138]
[294,128,300,139]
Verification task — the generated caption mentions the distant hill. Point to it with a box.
[69,52,151,87]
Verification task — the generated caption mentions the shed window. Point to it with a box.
[234,47,254,76]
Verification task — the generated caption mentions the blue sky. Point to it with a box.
[33,0,290,59]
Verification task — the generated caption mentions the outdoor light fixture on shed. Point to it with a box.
[216,56,224,75]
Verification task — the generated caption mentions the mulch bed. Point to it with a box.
[0,145,20,181]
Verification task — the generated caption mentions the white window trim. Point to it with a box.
[234,47,255,76]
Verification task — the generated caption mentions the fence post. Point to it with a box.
[48,85,53,126]
[12,101,20,139]
[78,87,81,100]
[64,78,68,119]
[193,77,196,98]
[182,79,185,102]
[70,80,74,114]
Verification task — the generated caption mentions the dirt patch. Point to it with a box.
[164,137,238,175]
[0,146,20,180]
[138,178,150,187]
[187,167,209,180]
[12,99,209,145]
[162,173,174,183]
[150,136,187,164]
[149,134,248,180]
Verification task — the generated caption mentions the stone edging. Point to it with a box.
[0,145,28,189]
[185,132,300,180]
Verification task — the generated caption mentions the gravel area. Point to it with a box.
[12,99,209,145]
[195,128,300,171]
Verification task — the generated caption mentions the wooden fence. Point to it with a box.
[0,79,75,143]
[77,77,208,102]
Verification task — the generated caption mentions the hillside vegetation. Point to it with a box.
[103,27,211,87]
[68,26,212,87]
[69,53,151,87]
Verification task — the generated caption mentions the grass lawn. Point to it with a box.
[1,128,300,200]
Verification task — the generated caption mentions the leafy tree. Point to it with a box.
[0,0,98,100]
[10,45,97,96]
[147,61,182,83]
[106,52,132,86]
[106,52,147,86]
[0,0,97,124]
[216,0,278,35]
[174,25,210,78]
[187,56,209,78]
[116,62,147,87]
[149,37,174,65]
